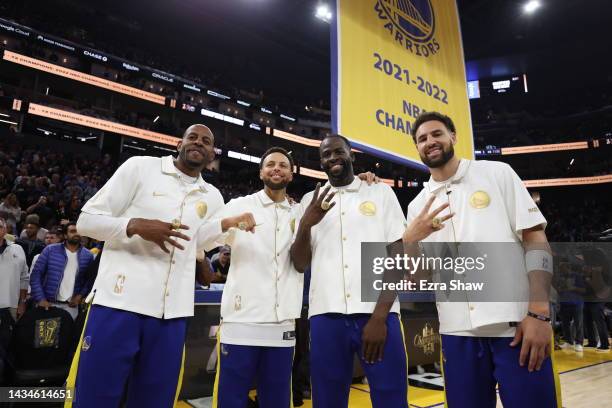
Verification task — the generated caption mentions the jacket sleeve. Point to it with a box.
[29,245,51,302]
[75,250,95,297]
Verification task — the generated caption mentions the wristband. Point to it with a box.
[525,250,553,274]
[527,311,551,322]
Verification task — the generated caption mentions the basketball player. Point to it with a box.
[68,124,255,408]
[211,147,302,408]
[291,135,409,408]
[404,112,560,407]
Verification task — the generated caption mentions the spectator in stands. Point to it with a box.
[15,214,46,266]
[30,228,63,272]
[0,193,23,233]
[29,222,94,320]
[25,195,55,228]
[212,245,231,283]
[557,260,586,352]
[0,217,29,321]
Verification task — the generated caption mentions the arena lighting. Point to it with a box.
[315,4,332,22]
[523,1,541,14]
[153,115,159,123]
[0,119,18,125]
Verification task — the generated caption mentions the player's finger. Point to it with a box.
[420,195,436,216]
[376,341,385,362]
[325,202,337,212]
[168,231,191,241]
[317,186,332,204]
[510,325,523,347]
[430,203,450,218]
[439,213,455,223]
[535,346,546,371]
[528,343,540,372]
[362,341,372,363]
[519,340,530,368]
[159,241,170,253]
[312,182,321,202]
[324,190,337,203]
[165,238,184,251]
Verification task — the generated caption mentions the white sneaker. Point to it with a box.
[559,342,571,349]
[596,347,610,353]
[574,344,584,352]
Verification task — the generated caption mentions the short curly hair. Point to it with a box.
[411,111,456,141]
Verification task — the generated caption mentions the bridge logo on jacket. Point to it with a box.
[375,0,440,57]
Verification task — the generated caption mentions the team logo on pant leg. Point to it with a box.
[82,336,91,351]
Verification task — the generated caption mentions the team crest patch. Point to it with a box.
[82,336,92,351]
[196,201,208,218]
[469,191,490,209]
[359,201,377,216]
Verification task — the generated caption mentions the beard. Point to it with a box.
[323,159,352,180]
[67,236,81,245]
[180,149,208,169]
[420,144,455,168]
[263,177,289,191]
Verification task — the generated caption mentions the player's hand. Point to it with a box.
[17,302,26,319]
[362,315,387,364]
[402,195,454,243]
[68,294,83,307]
[221,212,257,233]
[127,218,190,253]
[300,183,336,229]
[510,315,552,372]
[38,299,51,310]
[357,171,380,185]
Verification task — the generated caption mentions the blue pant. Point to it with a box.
[441,335,561,408]
[71,305,186,408]
[213,343,294,408]
[309,313,408,408]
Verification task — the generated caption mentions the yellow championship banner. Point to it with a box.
[331,0,474,169]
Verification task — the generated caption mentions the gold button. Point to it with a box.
[172,260,176,264]
[341,212,345,216]
[165,290,170,297]
[469,306,475,311]
[344,264,348,268]
[276,253,280,257]
[346,293,351,298]
[277,228,280,232]
[343,236,347,241]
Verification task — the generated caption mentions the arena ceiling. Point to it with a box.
[13,0,612,107]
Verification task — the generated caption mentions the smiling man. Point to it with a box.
[290,135,409,408]
[403,111,560,408]
[69,124,256,408]
[212,147,303,408]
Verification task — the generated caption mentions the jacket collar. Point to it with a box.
[424,159,471,194]
[323,176,362,192]
[257,189,290,209]
[161,155,208,192]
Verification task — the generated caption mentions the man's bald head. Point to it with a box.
[183,124,214,142]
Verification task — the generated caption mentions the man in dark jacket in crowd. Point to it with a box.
[29,222,94,320]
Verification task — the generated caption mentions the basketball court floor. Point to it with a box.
[178,346,612,408]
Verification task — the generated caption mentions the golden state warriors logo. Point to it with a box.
[375,0,440,57]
